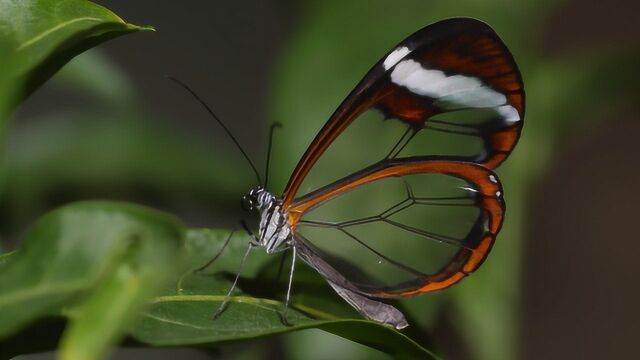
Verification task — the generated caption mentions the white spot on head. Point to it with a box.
[383,46,411,70]
[489,174,497,183]
[497,104,520,124]
[390,59,506,108]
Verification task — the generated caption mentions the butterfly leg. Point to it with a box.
[278,245,297,326]
[176,229,235,293]
[212,241,256,320]
[193,229,235,273]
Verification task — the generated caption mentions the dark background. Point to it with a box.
[7,0,639,359]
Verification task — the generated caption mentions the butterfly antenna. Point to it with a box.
[264,122,282,189]
[165,75,263,185]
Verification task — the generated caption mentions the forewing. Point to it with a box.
[289,159,503,297]
[282,18,524,206]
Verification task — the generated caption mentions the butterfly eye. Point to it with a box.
[240,194,254,211]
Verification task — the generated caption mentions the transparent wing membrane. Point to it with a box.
[292,109,406,198]
[292,162,504,297]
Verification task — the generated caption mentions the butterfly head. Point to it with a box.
[241,186,274,212]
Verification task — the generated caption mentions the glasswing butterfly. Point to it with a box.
[177,17,524,330]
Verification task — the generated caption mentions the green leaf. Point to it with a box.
[0,201,184,359]
[0,0,153,124]
[1,225,436,358]
[128,229,438,359]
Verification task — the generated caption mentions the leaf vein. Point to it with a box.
[142,313,211,330]
[17,17,105,51]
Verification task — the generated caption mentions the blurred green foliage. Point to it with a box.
[2,223,438,359]
[0,201,185,359]
[1,0,639,359]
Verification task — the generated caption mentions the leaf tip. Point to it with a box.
[134,24,156,32]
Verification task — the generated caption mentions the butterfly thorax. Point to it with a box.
[243,186,291,254]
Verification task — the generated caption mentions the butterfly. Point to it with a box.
[182,17,524,330]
